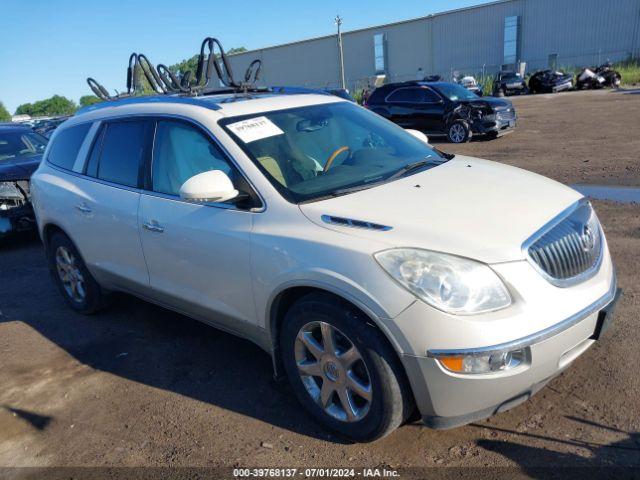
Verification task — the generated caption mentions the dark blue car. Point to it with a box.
[0,124,48,237]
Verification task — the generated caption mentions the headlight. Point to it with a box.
[374,249,511,314]
[0,182,23,199]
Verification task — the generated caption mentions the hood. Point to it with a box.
[461,96,511,110]
[299,157,582,264]
[0,155,42,181]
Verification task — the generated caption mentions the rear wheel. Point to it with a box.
[447,121,471,143]
[280,293,413,442]
[48,232,107,314]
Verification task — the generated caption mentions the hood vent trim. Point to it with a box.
[321,215,392,231]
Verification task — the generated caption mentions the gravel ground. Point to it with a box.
[0,89,639,477]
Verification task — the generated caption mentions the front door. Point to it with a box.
[138,119,256,329]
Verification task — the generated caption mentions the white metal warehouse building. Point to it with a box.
[227,0,640,91]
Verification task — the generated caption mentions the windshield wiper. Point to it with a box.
[329,182,381,197]
[386,160,432,181]
[326,160,434,198]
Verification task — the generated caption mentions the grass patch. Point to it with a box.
[616,59,640,85]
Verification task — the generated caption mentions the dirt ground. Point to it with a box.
[1,89,639,477]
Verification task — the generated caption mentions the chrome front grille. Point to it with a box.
[496,108,516,122]
[525,200,603,287]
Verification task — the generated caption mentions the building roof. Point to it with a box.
[228,0,512,57]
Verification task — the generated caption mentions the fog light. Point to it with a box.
[437,348,526,374]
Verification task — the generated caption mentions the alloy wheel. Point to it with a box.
[55,246,86,303]
[294,321,372,423]
[449,123,466,143]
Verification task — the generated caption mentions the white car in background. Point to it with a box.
[30,91,619,441]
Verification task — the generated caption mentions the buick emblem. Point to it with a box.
[580,225,596,252]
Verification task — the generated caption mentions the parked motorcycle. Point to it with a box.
[576,68,606,90]
[576,62,621,89]
[595,62,622,88]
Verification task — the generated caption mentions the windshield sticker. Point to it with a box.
[227,116,284,143]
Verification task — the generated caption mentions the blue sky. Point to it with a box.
[0,0,491,114]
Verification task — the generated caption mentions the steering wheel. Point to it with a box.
[324,146,350,172]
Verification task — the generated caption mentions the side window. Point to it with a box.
[46,123,91,170]
[96,120,147,187]
[421,89,441,103]
[151,120,235,196]
[387,88,424,103]
[388,88,439,104]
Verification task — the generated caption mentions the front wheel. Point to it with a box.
[280,293,413,442]
[447,121,471,143]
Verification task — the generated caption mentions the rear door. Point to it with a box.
[71,119,153,293]
[385,87,444,132]
[137,118,257,330]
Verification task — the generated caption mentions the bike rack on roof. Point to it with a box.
[85,37,270,103]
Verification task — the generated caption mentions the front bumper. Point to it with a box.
[0,203,36,237]
[504,84,527,95]
[472,118,516,136]
[552,81,573,92]
[387,253,618,428]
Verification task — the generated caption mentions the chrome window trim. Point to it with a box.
[47,162,144,195]
[384,86,442,105]
[427,272,617,358]
[521,198,604,288]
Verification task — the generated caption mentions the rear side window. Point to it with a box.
[366,88,388,105]
[93,120,148,187]
[46,123,91,170]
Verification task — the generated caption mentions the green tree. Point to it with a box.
[0,101,10,121]
[79,95,102,107]
[15,95,77,117]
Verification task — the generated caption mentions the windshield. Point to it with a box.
[221,101,447,203]
[431,83,479,101]
[503,73,521,80]
[0,130,48,162]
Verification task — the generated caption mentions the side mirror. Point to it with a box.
[179,170,239,203]
[405,129,430,145]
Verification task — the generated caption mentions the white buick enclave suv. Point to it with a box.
[30,91,619,441]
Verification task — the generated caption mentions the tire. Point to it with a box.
[485,131,499,140]
[447,121,471,143]
[47,232,107,314]
[280,293,414,442]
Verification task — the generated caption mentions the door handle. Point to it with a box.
[75,203,92,214]
[142,220,164,233]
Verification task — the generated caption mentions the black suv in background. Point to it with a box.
[0,124,48,238]
[492,71,528,96]
[365,81,516,143]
